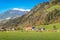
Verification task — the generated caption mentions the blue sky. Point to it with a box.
[0,0,49,13]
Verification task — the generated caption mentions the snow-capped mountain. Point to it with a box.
[0,8,30,20]
[12,8,30,11]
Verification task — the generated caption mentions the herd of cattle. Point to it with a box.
[0,25,59,32]
[25,25,59,32]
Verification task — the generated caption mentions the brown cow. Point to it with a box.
[25,25,32,32]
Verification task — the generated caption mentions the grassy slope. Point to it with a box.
[35,4,60,30]
[36,23,60,30]
[0,32,60,40]
[46,4,60,12]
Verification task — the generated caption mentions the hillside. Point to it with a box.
[17,0,60,26]
[1,0,60,29]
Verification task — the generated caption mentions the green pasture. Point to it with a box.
[0,23,60,40]
[0,31,60,40]
[36,23,60,30]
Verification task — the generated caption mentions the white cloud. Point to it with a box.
[6,17,11,20]
[12,8,30,11]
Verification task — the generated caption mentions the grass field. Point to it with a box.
[36,23,60,30]
[0,23,60,40]
[0,31,60,40]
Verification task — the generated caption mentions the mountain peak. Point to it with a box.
[12,8,30,11]
[0,8,29,20]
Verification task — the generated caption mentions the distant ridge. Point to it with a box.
[0,8,29,20]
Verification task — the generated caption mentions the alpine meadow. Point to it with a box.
[0,0,60,40]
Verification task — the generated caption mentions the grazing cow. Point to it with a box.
[32,27,36,30]
[0,27,6,31]
[39,27,45,32]
[25,25,32,32]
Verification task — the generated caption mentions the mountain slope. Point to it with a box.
[18,0,60,26]
[1,0,60,28]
